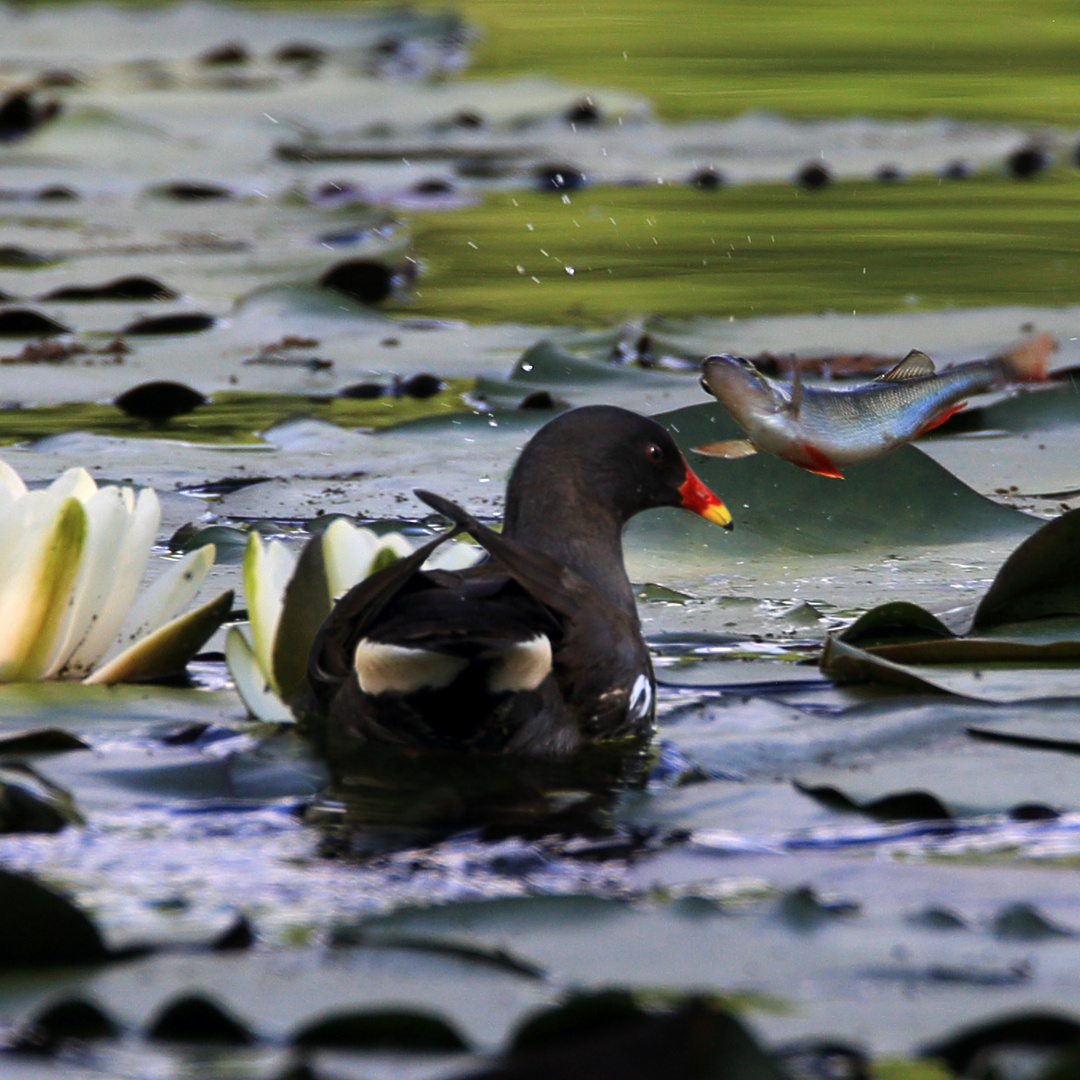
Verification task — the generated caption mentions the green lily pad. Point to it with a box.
[821,634,1080,701]
[623,401,1035,560]
[973,506,1080,628]
[0,385,476,446]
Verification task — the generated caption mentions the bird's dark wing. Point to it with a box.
[305,525,464,712]
[414,489,595,620]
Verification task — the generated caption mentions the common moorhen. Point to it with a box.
[304,405,731,758]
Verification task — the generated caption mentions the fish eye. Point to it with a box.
[645,443,664,464]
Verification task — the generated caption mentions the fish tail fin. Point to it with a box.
[998,332,1055,383]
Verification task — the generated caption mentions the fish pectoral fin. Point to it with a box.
[692,439,758,460]
[916,401,967,435]
[789,365,803,414]
[790,443,844,479]
[876,349,936,383]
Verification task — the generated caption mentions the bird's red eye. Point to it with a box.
[646,443,664,464]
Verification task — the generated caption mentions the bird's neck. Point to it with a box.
[503,489,638,618]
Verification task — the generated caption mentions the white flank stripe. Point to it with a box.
[354,638,467,695]
[486,634,552,694]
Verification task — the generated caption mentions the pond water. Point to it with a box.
[2,3,1080,1077]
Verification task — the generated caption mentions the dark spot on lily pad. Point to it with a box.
[340,382,386,399]
[291,1008,469,1051]
[212,914,256,952]
[146,994,254,1045]
[0,309,70,337]
[319,259,394,304]
[1011,802,1059,820]
[993,901,1074,941]
[274,42,325,65]
[413,177,455,195]
[10,997,121,1053]
[776,885,859,930]
[0,89,61,143]
[44,276,177,302]
[0,246,56,268]
[519,390,558,410]
[37,70,83,89]
[199,42,249,66]
[1007,145,1049,179]
[314,179,362,202]
[689,166,724,190]
[453,108,484,129]
[796,161,832,189]
[565,97,601,126]
[36,185,78,201]
[941,159,971,179]
[121,313,215,335]
[535,164,586,192]
[114,381,208,421]
[400,373,443,399]
[151,180,233,201]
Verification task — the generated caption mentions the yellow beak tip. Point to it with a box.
[701,503,734,530]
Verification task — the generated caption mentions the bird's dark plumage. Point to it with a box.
[305,405,730,759]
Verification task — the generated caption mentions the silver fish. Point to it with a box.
[698,349,1044,478]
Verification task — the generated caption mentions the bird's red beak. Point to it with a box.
[678,463,733,529]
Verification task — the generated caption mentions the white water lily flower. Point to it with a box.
[226,518,481,722]
[0,461,233,684]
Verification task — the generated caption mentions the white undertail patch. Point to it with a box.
[354,639,467,695]
[627,673,653,723]
[486,634,553,694]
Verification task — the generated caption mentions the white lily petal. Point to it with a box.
[47,467,98,504]
[107,543,216,663]
[321,520,380,604]
[243,532,296,692]
[42,485,130,678]
[225,627,296,723]
[0,460,26,499]
[62,486,161,676]
[85,589,233,685]
[0,496,87,682]
[368,533,414,577]
[423,539,485,572]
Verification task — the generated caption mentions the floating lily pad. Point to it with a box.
[794,740,1080,819]
[821,510,1080,697]
[0,383,475,445]
[624,401,1035,560]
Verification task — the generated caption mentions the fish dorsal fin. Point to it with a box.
[789,365,803,414]
[876,349,936,383]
